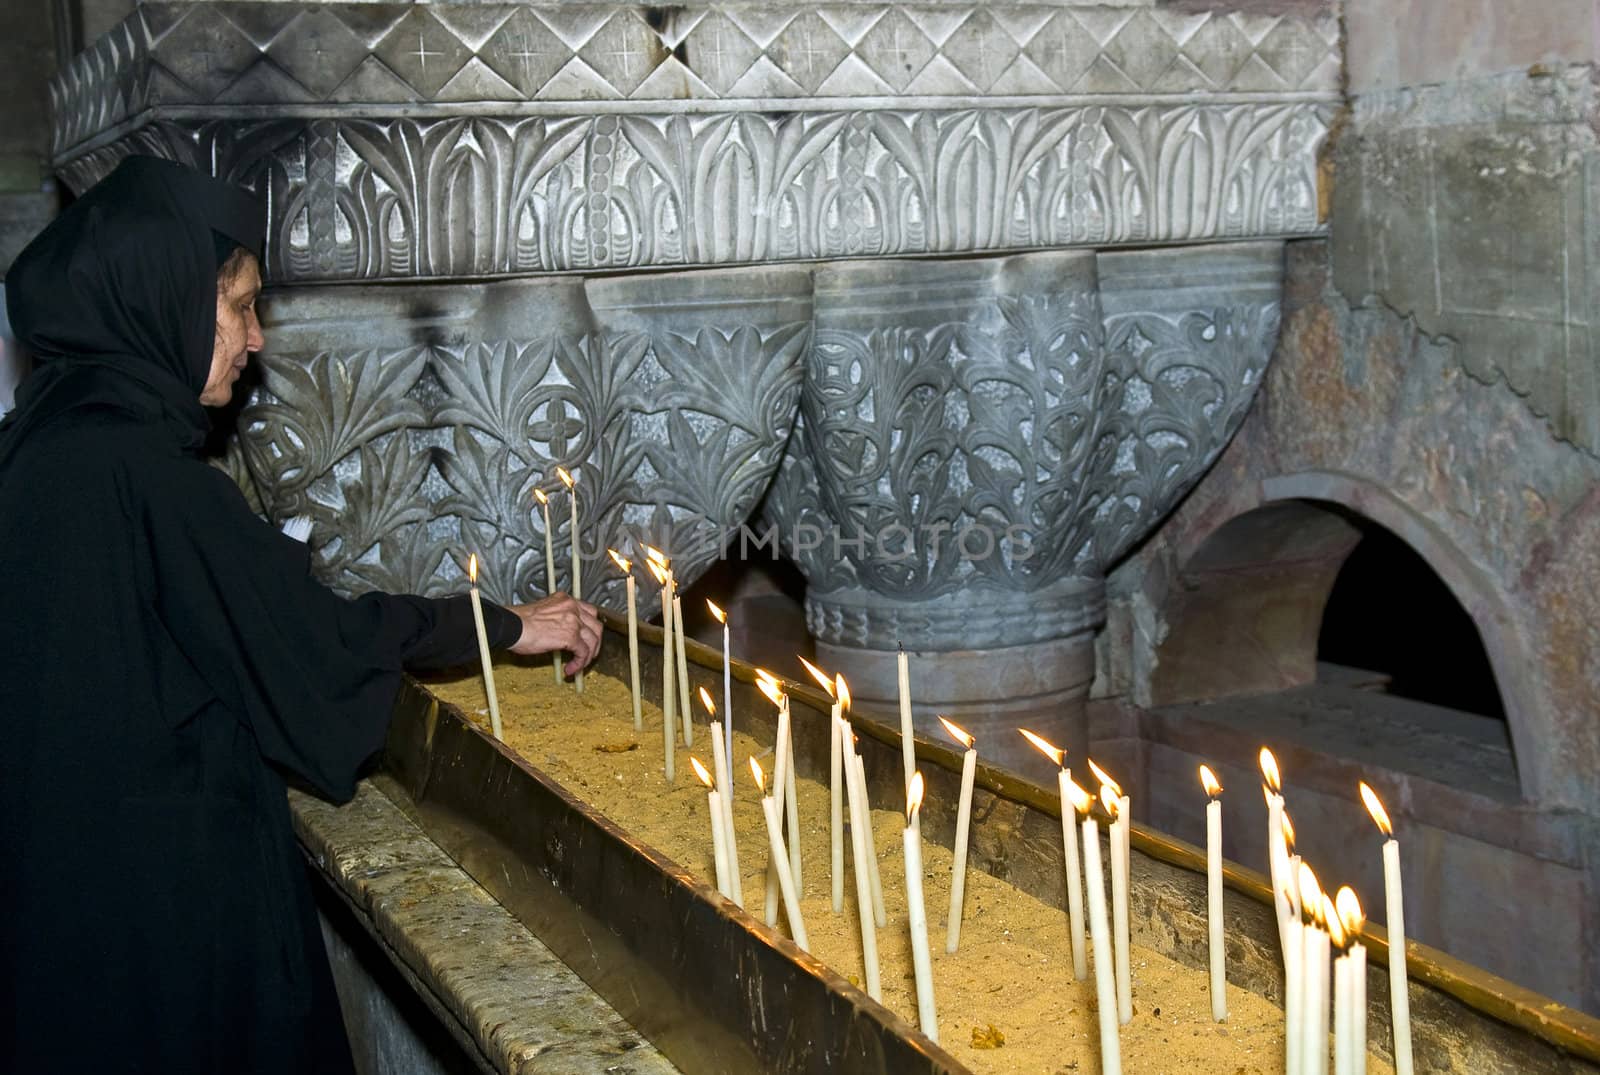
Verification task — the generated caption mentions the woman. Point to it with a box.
[0,156,601,1072]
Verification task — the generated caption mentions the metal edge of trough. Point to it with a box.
[383,612,1600,1073]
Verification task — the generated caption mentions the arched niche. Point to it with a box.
[1148,471,1534,799]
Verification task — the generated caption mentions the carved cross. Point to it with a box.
[507,33,554,84]
[701,22,731,80]
[881,21,910,70]
[412,32,443,76]
[792,26,828,82]
[607,33,643,80]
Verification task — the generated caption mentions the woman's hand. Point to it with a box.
[506,593,603,674]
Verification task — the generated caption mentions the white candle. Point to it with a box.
[840,714,881,999]
[708,601,732,773]
[648,560,675,783]
[1090,758,1132,1027]
[1335,886,1368,1075]
[782,695,801,889]
[704,694,743,907]
[556,467,582,692]
[751,758,808,950]
[691,756,731,897]
[673,590,691,744]
[1069,779,1121,1075]
[801,657,846,915]
[848,736,887,928]
[903,772,938,1043]
[1335,948,1352,1075]
[465,554,503,741]
[1360,780,1413,1075]
[896,644,915,804]
[1299,864,1329,1075]
[534,489,561,685]
[1284,901,1305,1075]
[609,552,642,730]
[939,718,977,954]
[1020,729,1087,979]
[1201,766,1227,1022]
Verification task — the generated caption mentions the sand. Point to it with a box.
[424,663,1392,1075]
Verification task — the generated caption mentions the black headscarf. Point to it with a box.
[2,155,265,457]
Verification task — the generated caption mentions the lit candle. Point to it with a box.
[1200,765,1227,1022]
[754,672,792,924]
[750,758,807,950]
[708,601,732,774]
[645,557,674,783]
[845,723,887,927]
[1020,728,1087,979]
[902,771,938,1043]
[896,643,915,804]
[800,657,845,914]
[1261,747,1287,933]
[701,688,743,907]
[609,550,642,729]
[555,467,582,692]
[1090,759,1132,1026]
[465,553,503,741]
[1067,778,1121,1075]
[1335,886,1367,1075]
[1300,864,1330,1075]
[838,711,881,999]
[1360,782,1412,1075]
[534,489,561,685]
[691,756,731,897]
[939,717,977,955]
[673,589,691,741]
[1282,877,1306,1075]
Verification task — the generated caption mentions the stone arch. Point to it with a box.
[1149,470,1537,798]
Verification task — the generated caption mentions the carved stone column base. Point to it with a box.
[819,632,1096,777]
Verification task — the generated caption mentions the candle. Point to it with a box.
[690,756,731,897]
[1360,782,1412,1075]
[1335,886,1367,1075]
[800,657,845,914]
[609,551,642,730]
[1200,765,1227,1022]
[781,693,800,888]
[673,589,691,744]
[534,489,561,685]
[750,758,808,949]
[896,643,915,804]
[939,717,977,954]
[645,557,674,783]
[465,554,503,741]
[1299,864,1330,1075]
[902,771,938,1043]
[846,726,887,927]
[1090,759,1132,1026]
[555,467,582,692]
[1019,728,1087,979]
[1261,747,1287,934]
[755,672,792,925]
[707,601,732,775]
[1282,879,1306,1075]
[838,712,881,999]
[701,689,743,907]
[1067,778,1121,1075]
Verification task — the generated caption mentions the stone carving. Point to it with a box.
[51,3,1340,152]
[235,270,813,609]
[57,104,1328,282]
[761,242,1282,652]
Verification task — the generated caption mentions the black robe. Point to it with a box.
[0,157,519,1073]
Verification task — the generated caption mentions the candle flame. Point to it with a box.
[698,686,716,716]
[608,549,631,573]
[938,716,974,750]
[749,756,766,794]
[643,545,669,568]
[1100,784,1119,819]
[1087,757,1122,798]
[690,756,714,789]
[1335,886,1365,937]
[555,465,575,489]
[797,656,834,698]
[835,674,851,711]
[1259,747,1282,794]
[468,553,478,584]
[645,560,668,586]
[907,770,925,822]
[1018,728,1064,767]
[1297,862,1321,918]
[1065,778,1093,817]
[707,599,726,625]
[755,675,784,708]
[532,488,548,506]
[1322,893,1344,946]
[1359,781,1393,837]
[1281,811,1297,854]
[1199,764,1222,799]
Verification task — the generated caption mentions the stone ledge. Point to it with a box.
[291,780,680,1075]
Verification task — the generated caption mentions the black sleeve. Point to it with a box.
[398,595,521,673]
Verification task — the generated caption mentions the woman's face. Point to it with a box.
[200,255,264,407]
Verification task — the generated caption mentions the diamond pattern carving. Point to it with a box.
[576,11,666,97]
[855,10,936,93]
[1101,11,1180,90]
[682,12,760,96]
[150,5,259,101]
[479,10,573,97]
[264,8,368,99]
[941,10,1022,94]
[374,9,472,99]
[1022,12,1106,94]
[768,12,850,95]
